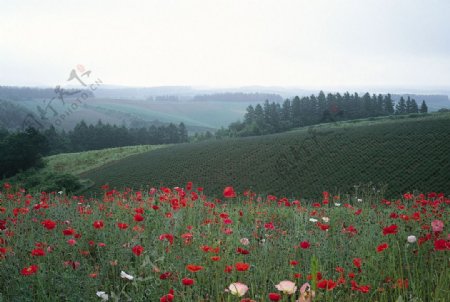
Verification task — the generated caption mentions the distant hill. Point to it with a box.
[192,92,283,103]
[80,112,450,198]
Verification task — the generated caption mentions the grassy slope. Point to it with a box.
[81,113,450,198]
[43,144,167,176]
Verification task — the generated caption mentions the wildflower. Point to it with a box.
[268,293,281,301]
[62,228,76,236]
[334,203,341,207]
[120,271,134,280]
[431,220,444,232]
[235,262,250,271]
[134,213,144,222]
[41,219,57,230]
[132,245,144,256]
[160,295,174,302]
[117,223,128,230]
[434,239,449,251]
[236,247,250,254]
[159,233,174,245]
[31,249,45,257]
[67,239,77,246]
[309,218,318,223]
[228,282,249,297]
[322,217,330,223]
[300,241,310,249]
[376,243,388,252]
[21,265,38,276]
[382,224,398,235]
[223,186,236,198]
[186,264,204,272]
[275,280,297,294]
[317,279,337,290]
[93,220,104,229]
[353,258,362,269]
[240,238,250,245]
[96,291,109,301]
[407,235,417,243]
[182,277,195,286]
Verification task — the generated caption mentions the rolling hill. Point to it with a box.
[80,112,450,198]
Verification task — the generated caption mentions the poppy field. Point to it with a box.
[0,183,448,301]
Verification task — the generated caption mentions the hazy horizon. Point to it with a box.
[1,0,450,88]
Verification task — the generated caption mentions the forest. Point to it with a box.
[224,91,428,137]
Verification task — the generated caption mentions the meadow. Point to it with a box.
[43,144,168,176]
[0,183,448,301]
[81,112,450,198]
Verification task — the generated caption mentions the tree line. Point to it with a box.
[43,120,189,154]
[222,91,428,137]
[0,121,189,179]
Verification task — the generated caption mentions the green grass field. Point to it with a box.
[80,112,450,198]
[43,144,168,176]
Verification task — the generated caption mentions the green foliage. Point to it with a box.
[81,113,450,198]
[0,127,48,179]
[5,170,82,193]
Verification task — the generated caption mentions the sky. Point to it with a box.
[1,0,450,89]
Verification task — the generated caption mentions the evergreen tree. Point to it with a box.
[384,94,395,115]
[420,100,428,113]
[178,122,188,142]
[410,99,419,113]
[395,97,407,115]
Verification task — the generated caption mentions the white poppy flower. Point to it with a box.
[120,271,134,280]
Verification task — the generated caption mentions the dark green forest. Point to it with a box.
[221,91,428,137]
[0,121,188,180]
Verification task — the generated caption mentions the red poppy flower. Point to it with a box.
[268,293,281,301]
[117,223,129,230]
[160,294,174,302]
[235,262,250,271]
[21,265,38,276]
[31,249,45,256]
[382,224,398,235]
[264,222,275,230]
[182,277,194,286]
[300,241,311,249]
[236,247,250,255]
[223,186,236,198]
[159,272,172,280]
[376,243,388,252]
[318,279,337,290]
[224,265,233,273]
[211,256,221,261]
[93,220,104,229]
[353,258,362,269]
[134,213,144,222]
[186,264,204,272]
[434,239,449,251]
[159,233,174,245]
[62,228,75,236]
[132,245,144,256]
[41,219,56,230]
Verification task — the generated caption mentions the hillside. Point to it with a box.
[81,113,450,198]
[42,144,167,176]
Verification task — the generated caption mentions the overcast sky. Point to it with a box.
[1,0,449,89]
